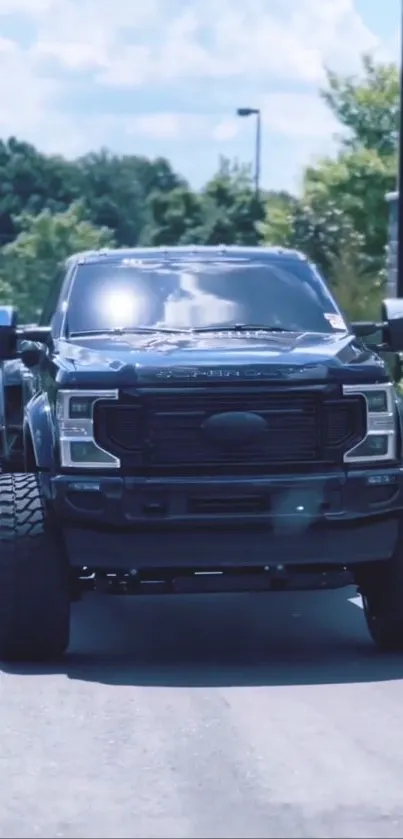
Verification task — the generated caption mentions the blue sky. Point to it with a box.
[0,0,399,194]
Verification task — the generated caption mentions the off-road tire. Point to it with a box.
[360,549,403,652]
[0,473,70,662]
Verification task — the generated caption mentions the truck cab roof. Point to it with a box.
[66,244,309,267]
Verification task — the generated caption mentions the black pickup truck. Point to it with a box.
[1,244,403,662]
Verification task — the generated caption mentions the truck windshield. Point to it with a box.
[65,257,347,336]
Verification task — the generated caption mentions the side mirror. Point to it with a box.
[18,327,53,368]
[381,299,403,352]
[0,306,53,362]
[19,325,52,344]
[351,298,403,353]
[19,340,47,369]
[0,306,18,360]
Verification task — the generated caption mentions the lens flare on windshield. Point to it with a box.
[96,287,143,327]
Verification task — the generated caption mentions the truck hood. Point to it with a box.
[54,329,388,387]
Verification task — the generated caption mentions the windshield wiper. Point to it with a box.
[69,327,185,337]
[69,324,297,338]
[190,324,295,333]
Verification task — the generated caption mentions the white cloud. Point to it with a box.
[30,0,379,87]
[0,0,395,188]
[260,93,339,139]
[127,113,186,141]
[0,36,57,138]
[212,118,240,142]
[126,112,236,143]
[0,0,53,11]
[5,0,381,87]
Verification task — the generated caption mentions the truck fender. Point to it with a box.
[0,364,8,460]
[24,393,56,471]
[393,389,403,461]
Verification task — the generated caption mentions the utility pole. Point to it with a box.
[236,107,261,196]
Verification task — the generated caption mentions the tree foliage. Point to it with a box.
[0,147,266,320]
[0,201,115,321]
[323,54,399,156]
[260,54,398,317]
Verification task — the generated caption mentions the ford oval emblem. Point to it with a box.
[202,411,268,447]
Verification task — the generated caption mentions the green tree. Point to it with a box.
[303,146,396,269]
[261,54,398,317]
[0,201,115,321]
[76,151,150,247]
[258,191,297,252]
[76,151,185,247]
[329,235,384,321]
[129,155,186,196]
[146,185,203,245]
[0,137,80,244]
[145,157,265,246]
[323,54,399,156]
[0,139,187,250]
[260,197,385,319]
[191,158,265,245]
[304,56,398,269]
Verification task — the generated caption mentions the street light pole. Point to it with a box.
[254,109,261,197]
[236,107,261,196]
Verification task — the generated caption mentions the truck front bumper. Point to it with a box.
[49,467,403,571]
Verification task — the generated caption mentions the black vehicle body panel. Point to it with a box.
[41,320,389,390]
[47,468,402,572]
[7,246,403,586]
[24,327,396,473]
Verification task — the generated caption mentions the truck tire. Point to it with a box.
[360,551,403,652]
[0,473,70,662]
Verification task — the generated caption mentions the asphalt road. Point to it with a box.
[1,587,403,838]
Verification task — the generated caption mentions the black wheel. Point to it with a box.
[0,473,70,662]
[360,554,403,652]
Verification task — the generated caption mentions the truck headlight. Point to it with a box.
[342,383,396,463]
[56,389,120,468]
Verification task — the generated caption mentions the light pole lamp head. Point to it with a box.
[236,107,259,117]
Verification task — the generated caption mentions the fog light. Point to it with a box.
[349,435,389,459]
[70,441,117,464]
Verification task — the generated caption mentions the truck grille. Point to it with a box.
[94,388,366,474]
